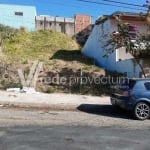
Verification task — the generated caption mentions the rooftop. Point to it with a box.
[96,11,146,24]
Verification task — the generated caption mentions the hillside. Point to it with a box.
[0,29,109,95]
[2,30,100,71]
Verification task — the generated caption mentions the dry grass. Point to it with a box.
[3,30,101,72]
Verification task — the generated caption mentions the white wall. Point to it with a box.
[82,18,142,78]
[116,47,133,62]
[109,19,148,34]
[122,20,148,34]
[82,20,111,68]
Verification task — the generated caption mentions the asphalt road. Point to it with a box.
[0,107,149,150]
[0,126,150,150]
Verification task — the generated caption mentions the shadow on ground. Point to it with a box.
[50,49,95,66]
[77,104,132,119]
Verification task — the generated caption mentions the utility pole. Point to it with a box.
[144,1,150,30]
[145,0,150,12]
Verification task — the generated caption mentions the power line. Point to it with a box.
[33,0,98,18]
[100,0,146,8]
[0,1,95,19]
[0,1,96,18]
[78,0,147,11]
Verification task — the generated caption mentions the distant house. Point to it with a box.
[35,16,75,35]
[82,11,150,78]
[74,14,92,34]
[35,14,92,36]
[0,4,36,31]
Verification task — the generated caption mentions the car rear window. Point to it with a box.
[129,80,136,89]
[144,82,150,90]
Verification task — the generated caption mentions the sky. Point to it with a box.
[0,0,147,22]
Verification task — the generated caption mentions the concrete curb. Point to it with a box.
[0,91,111,111]
[0,102,80,111]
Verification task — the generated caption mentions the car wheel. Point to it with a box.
[133,102,150,120]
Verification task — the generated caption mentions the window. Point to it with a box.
[133,81,145,90]
[144,82,150,90]
[129,80,136,89]
[40,21,43,26]
[49,22,52,26]
[129,25,138,40]
[15,12,23,16]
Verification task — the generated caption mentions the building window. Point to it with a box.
[40,21,43,26]
[49,22,52,26]
[129,25,138,40]
[15,12,23,16]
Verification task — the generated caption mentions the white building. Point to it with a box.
[82,12,149,78]
[0,4,36,31]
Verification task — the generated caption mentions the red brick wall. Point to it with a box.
[75,14,92,33]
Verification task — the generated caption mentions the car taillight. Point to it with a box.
[123,91,130,96]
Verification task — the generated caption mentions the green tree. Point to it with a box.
[0,24,18,46]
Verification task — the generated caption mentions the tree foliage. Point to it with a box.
[104,10,150,58]
[0,24,18,46]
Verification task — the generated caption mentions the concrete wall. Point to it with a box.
[82,19,142,78]
[35,16,75,35]
[35,14,92,35]
[116,47,133,62]
[65,18,75,35]
[36,16,56,31]
[0,4,36,31]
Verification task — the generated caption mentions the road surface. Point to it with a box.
[0,107,149,150]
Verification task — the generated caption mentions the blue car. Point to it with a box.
[111,78,150,120]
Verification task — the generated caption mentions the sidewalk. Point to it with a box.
[0,91,110,110]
